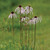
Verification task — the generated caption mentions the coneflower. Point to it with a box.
[17,5,24,50]
[27,16,42,49]
[20,16,29,23]
[25,5,33,49]
[32,16,42,50]
[25,6,33,15]
[8,12,17,42]
[24,16,29,50]
[15,5,25,14]
[27,18,34,49]
[20,16,29,49]
[34,16,37,50]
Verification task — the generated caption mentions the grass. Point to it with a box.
[0,0,50,50]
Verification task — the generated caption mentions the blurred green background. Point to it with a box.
[0,0,50,50]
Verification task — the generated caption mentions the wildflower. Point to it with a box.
[27,18,33,25]
[15,5,25,14]
[21,16,29,23]
[27,16,42,25]
[32,16,42,24]
[8,12,17,19]
[25,6,33,14]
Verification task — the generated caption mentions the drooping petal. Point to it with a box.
[21,17,29,23]
[25,6,33,14]
[15,7,20,14]
[27,19,33,25]
[21,7,25,14]
[32,16,42,24]
[15,7,25,14]
[8,13,17,19]
[39,16,42,23]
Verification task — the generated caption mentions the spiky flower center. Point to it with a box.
[29,5,31,8]
[11,12,14,14]
[34,16,37,18]
[19,5,22,8]
[24,16,26,18]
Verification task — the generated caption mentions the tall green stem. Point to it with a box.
[25,24,28,50]
[31,24,34,49]
[34,21,36,50]
[27,6,30,49]
[12,16,14,43]
[20,7,23,50]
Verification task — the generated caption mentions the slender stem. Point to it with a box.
[27,21,29,47]
[34,21,36,50]
[12,16,14,43]
[27,7,30,49]
[25,24,27,49]
[7,18,9,32]
[20,7,22,49]
[31,24,33,49]
[20,7,23,50]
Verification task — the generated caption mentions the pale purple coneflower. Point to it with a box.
[32,16,42,24]
[20,16,29,49]
[15,5,25,14]
[27,16,42,49]
[25,6,33,49]
[8,12,17,19]
[27,16,42,25]
[33,16,42,50]
[27,18,33,25]
[8,12,17,41]
[20,16,29,24]
[33,16,37,50]
[16,5,25,49]
[25,6,33,15]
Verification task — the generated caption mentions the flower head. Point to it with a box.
[21,16,29,23]
[8,12,17,19]
[32,16,42,24]
[15,5,25,14]
[28,16,42,25]
[34,16,37,18]
[27,18,33,25]
[25,6,33,14]
[19,5,22,8]
[11,12,14,14]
